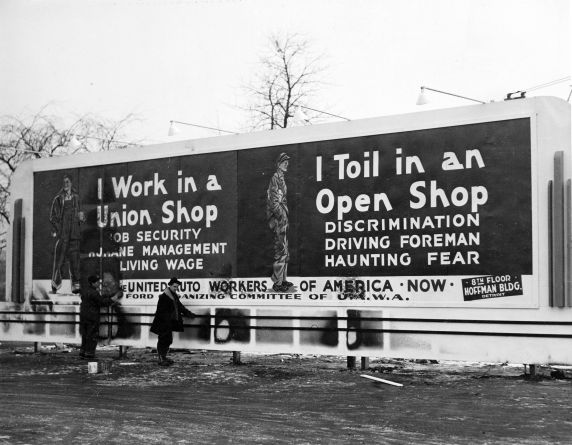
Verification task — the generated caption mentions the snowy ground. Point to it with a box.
[1,343,572,444]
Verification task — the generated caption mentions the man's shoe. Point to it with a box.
[158,355,174,366]
[272,282,289,293]
[282,281,293,288]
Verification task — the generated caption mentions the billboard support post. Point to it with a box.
[347,356,356,370]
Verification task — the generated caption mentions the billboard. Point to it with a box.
[3,97,571,363]
[31,118,533,307]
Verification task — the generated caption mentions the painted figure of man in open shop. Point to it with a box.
[79,275,119,359]
[49,174,85,294]
[150,277,197,366]
[266,152,293,292]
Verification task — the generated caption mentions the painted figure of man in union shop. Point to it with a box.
[266,152,293,292]
[49,174,85,294]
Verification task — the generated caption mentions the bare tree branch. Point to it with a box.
[0,109,138,227]
[243,32,328,130]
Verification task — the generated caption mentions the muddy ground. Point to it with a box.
[1,343,572,445]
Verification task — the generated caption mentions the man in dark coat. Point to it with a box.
[150,277,196,366]
[79,275,118,359]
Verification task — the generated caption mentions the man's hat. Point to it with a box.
[276,152,290,165]
[168,277,182,286]
[88,275,100,285]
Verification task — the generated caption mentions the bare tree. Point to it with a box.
[0,109,137,225]
[245,32,327,130]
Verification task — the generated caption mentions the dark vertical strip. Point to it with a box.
[548,181,553,306]
[11,199,22,303]
[99,169,111,341]
[552,151,565,307]
[19,217,25,303]
[567,179,572,307]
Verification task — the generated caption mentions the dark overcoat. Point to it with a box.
[150,290,194,335]
[80,286,113,323]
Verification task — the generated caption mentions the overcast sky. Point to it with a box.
[0,0,570,143]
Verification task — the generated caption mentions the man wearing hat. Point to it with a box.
[150,277,197,366]
[79,275,119,359]
[266,152,293,292]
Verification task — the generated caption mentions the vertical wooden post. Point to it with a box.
[232,351,241,365]
[347,356,356,370]
[361,357,369,370]
[34,342,41,353]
